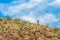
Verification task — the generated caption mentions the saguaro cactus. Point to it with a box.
[37,19,39,25]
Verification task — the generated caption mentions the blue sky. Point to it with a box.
[0,0,60,27]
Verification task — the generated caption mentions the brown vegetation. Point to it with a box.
[0,18,60,40]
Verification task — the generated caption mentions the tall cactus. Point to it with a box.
[37,19,39,25]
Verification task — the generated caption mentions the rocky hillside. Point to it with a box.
[0,17,60,40]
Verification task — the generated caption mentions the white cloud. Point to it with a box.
[18,11,36,23]
[0,0,59,26]
[0,0,44,16]
[0,0,52,17]
[26,0,43,8]
[52,0,60,4]
[50,0,60,7]
[39,14,58,25]
[0,3,27,16]
[20,13,59,25]
[21,16,36,23]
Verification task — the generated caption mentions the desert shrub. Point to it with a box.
[57,33,60,39]
[15,37,19,40]
[14,18,20,21]
[52,27,60,39]
[19,26,23,30]
[14,21,20,24]
[18,31,24,38]
[14,18,21,24]
[24,26,30,30]
[5,26,10,31]
[53,27,59,31]
[0,25,5,32]
[30,37,34,40]
[0,18,3,21]
[4,20,7,24]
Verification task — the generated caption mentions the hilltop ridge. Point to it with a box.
[0,17,60,40]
